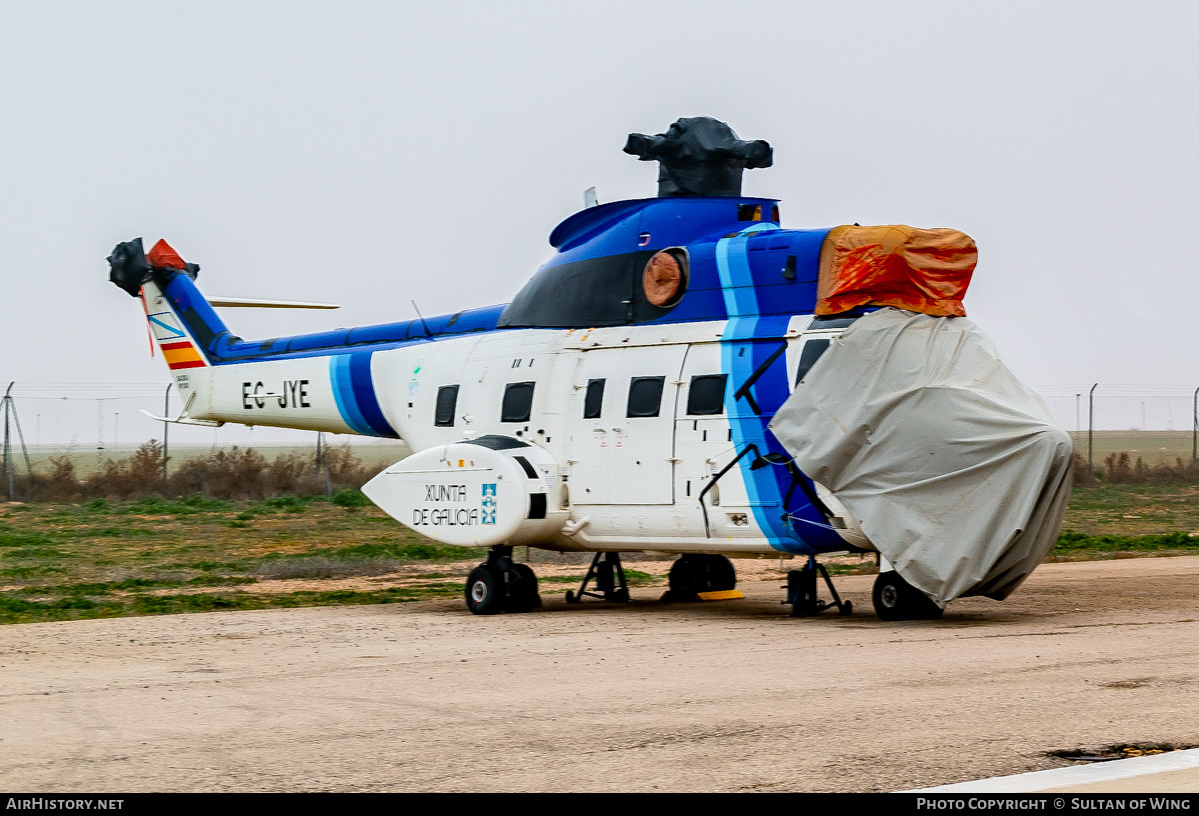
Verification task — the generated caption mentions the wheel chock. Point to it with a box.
[696,589,744,601]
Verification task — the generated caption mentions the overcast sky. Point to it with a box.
[2,1,1196,442]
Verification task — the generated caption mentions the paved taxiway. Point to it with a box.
[2,557,1197,792]
[916,747,1199,792]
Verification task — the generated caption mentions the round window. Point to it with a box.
[642,248,688,308]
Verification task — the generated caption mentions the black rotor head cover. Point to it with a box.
[624,116,772,198]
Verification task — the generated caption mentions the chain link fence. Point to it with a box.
[0,382,408,497]
[6,381,1199,487]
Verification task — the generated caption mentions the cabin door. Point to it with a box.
[566,345,687,505]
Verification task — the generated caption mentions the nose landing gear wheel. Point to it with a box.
[872,571,944,621]
[463,546,542,615]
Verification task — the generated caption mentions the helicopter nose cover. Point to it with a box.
[769,308,1073,606]
[816,225,977,317]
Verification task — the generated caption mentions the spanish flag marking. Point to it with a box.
[161,341,206,370]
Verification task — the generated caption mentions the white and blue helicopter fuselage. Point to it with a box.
[114,192,880,614]
[148,286,865,558]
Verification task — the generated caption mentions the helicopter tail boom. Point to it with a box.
[109,238,402,438]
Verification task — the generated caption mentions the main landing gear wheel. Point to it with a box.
[872,571,944,621]
[508,563,542,613]
[707,554,736,591]
[465,565,504,615]
[667,554,737,601]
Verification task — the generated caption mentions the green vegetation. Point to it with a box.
[3,475,1199,625]
[0,497,476,624]
[1053,530,1199,553]
[1057,482,1199,537]
[0,495,651,624]
[332,488,373,508]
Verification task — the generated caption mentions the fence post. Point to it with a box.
[162,383,172,488]
[3,383,12,500]
[1088,382,1098,475]
[314,431,334,497]
[1192,386,1198,465]
[1,383,32,500]
[320,432,332,496]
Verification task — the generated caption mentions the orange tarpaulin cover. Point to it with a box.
[146,239,188,270]
[816,225,977,317]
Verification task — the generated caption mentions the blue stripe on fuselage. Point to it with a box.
[715,225,841,555]
[349,352,398,437]
[329,353,399,438]
[716,225,792,552]
[330,355,371,435]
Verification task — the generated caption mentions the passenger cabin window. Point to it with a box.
[501,381,535,422]
[627,376,665,418]
[687,374,727,416]
[795,339,831,385]
[434,385,459,427]
[583,379,605,419]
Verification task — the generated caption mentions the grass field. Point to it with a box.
[1067,430,1198,467]
[3,481,1199,625]
[1058,482,1199,537]
[0,493,657,624]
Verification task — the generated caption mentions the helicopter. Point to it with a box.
[107,117,1073,620]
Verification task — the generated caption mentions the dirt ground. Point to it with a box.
[2,556,1198,793]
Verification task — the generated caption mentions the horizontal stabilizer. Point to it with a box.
[208,297,340,310]
[138,408,224,428]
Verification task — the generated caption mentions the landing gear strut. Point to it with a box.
[783,555,853,616]
[464,545,542,615]
[565,552,630,604]
[665,554,736,601]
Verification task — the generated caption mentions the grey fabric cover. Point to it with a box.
[768,308,1073,606]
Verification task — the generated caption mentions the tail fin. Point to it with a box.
[108,238,234,373]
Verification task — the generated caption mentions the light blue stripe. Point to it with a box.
[147,315,184,338]
[716,224,794,552]
[715,225,771,318]
[329,355,373,435]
